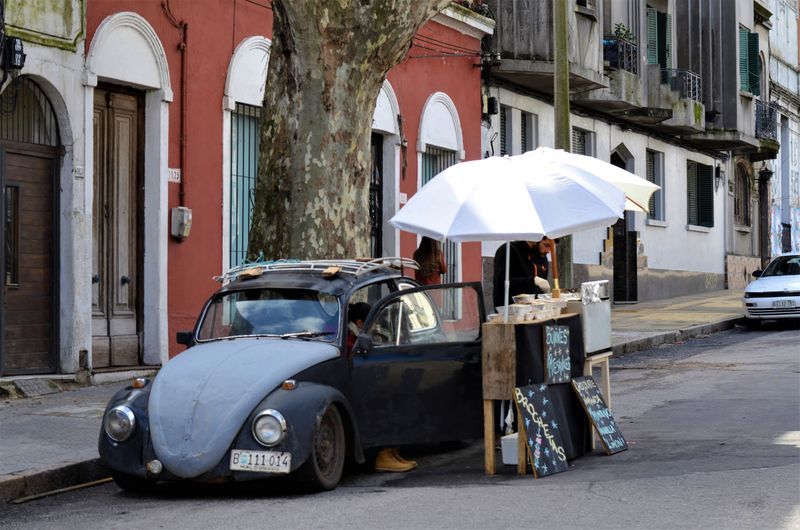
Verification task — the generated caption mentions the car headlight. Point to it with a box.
[252,409,287,447]
[104,405,136,442]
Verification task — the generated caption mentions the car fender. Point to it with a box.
[233,382,365,470]
[98,384,153,478]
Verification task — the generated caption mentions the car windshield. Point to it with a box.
[761,256,800,277]
[197,288,340,341]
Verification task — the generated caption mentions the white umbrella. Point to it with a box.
[518,147,660,213]
[389,155,626,321]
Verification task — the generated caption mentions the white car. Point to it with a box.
[743,252,800,327]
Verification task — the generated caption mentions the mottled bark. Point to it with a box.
[248,0,451,260]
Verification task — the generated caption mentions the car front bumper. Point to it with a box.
[743,294,800,320]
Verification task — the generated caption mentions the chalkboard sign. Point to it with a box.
[514,384,569,478]
[571,376,628,455]
[543,324,571,384]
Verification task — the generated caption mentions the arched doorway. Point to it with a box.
[0,77,61,375]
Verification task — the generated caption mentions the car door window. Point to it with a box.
[366,284,482,347]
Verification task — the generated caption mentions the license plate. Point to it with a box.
[230,449,291,473]
[773,300,796,308]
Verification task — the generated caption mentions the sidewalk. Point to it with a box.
[0,289,746,502]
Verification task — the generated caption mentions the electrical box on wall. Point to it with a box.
[171,206,192,240]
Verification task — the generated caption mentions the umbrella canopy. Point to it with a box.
[518,147,660,213]
[389,155,625,243]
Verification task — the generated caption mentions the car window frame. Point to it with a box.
[359,281,485,351]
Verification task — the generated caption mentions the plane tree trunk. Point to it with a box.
[248,0,450,260]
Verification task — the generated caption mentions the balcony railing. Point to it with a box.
[603,36,639,75]
[755,99,779,141]
[660,69,702,102]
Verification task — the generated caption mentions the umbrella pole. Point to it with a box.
[549,238,561,298]
[504,241,510,323]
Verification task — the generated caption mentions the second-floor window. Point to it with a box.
[687,160,714,228]
[229,102,261,268]
[646,7,672,69]
[739,26,760,96]
[646,150,665,221]
[734,164,751,226]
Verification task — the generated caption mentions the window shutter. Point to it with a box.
[697,164,714,227]
[500,107,507,156]
[647,8,658,65]
[687,161,698,225]
[739,27,749,91]
[646,151,656,218]
[665,13,672,69]
[521,112,528,153]
[572,128,585,155]
[748,32,760,96]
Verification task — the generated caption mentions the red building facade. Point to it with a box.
[82,0,493,363]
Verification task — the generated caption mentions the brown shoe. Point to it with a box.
[391,448,418,469]
[375,448,416,472]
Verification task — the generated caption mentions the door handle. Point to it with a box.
[92,274,100,284]
[120,276,131,285]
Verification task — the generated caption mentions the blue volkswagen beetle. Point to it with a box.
[99,259,485,491]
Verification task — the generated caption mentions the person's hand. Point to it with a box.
[534,276,551,293]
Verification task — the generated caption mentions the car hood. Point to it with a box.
[149,338,339,478]
[746,275,800,293]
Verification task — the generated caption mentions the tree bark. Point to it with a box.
[248,0,451,261]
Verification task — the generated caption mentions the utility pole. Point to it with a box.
[553,0,572,288]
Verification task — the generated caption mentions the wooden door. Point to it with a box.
[92,89,142,367]
[1,147,57,374]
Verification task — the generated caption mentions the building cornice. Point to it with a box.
[433,4,495,39]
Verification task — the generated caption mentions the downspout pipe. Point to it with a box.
[162,0,188,208]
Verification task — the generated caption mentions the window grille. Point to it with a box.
[421,146,459,318]
[0,76,60,147]
[229,103,261,268]
[499,106,507,156]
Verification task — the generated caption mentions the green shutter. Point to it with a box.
[665,13,672,69]
[687,161,698,225]
[739,27,749,91]
[500,107,507,156]
[748,32,760,96]
[572,128,585,155]
[697,164,714,227]
[647,8,658,65]
[646,151,656,218]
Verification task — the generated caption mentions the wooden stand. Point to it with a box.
[582,350,613,450]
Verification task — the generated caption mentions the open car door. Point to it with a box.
[349,282,485,448]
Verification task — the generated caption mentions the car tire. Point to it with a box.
[297,404,346,491]
[112,472,156,493]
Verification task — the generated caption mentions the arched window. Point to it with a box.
[734,163,751,226]
[223,36,270,270]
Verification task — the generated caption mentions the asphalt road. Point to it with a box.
[2,324,799,529]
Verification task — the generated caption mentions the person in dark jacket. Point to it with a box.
[492,240,551,309]
[531,238,552,282]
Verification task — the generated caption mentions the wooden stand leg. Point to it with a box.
[483,400,495,475]
[600,358,611,410]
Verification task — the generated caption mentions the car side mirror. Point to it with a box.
[752,270,762,278]
[353,334,373,356]
[176,331,194,346]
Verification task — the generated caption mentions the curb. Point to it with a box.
[0,459,110,504]
[612,316,745,356]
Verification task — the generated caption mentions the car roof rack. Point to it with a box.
[216,257,419,285]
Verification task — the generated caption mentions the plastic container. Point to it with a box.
[501,432,519,465]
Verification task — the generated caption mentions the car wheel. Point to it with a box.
[112,472,156,493]
[297,405,346,491]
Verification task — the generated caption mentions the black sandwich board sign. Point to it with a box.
[514,384,569,478]
[543,324,570,384]
[571,376,628,455]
